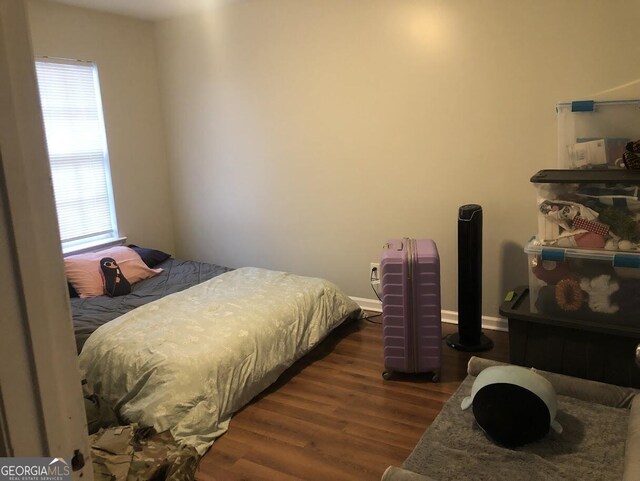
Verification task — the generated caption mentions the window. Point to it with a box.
[35,58,118,253]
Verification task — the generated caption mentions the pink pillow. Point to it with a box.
[65,246,162,298]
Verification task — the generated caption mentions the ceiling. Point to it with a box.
[49,0,231,21]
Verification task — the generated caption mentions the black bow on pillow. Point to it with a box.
[100,257,131,297]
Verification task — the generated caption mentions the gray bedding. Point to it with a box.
[71,258,231,353]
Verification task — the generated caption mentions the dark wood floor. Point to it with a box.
[196,315,509,481]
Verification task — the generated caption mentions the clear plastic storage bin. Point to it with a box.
[557,100,640,169]
[532,169,640,252]
[525,238,640,325]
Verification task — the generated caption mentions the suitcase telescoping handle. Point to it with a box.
[383,240,404,251]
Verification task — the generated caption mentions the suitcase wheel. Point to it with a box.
[382,371,393,381]
[432,371,440,383]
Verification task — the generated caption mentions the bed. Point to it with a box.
[72,256,360,454]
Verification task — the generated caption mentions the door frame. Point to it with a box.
[0,1,92,478]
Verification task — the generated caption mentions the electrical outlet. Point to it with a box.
[370,262,381,283]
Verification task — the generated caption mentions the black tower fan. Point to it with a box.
[446,204,493,352]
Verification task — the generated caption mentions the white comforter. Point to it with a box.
[78,267,360,453]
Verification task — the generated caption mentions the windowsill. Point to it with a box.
[62,236,127,256]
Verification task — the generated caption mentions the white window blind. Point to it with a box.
[35,58,118,251]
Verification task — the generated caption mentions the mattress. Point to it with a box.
[78,267,361,453]
[71,258,231,353]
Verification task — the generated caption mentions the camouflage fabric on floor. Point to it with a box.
[89,424,199,481]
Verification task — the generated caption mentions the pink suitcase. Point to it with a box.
[381,238,441,381]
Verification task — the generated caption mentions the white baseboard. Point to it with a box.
[351,296,383,312]
[350,297,508,332]
[440,309,508,332]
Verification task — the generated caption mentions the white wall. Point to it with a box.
[155,0,640,316]
[27,0,175,253]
